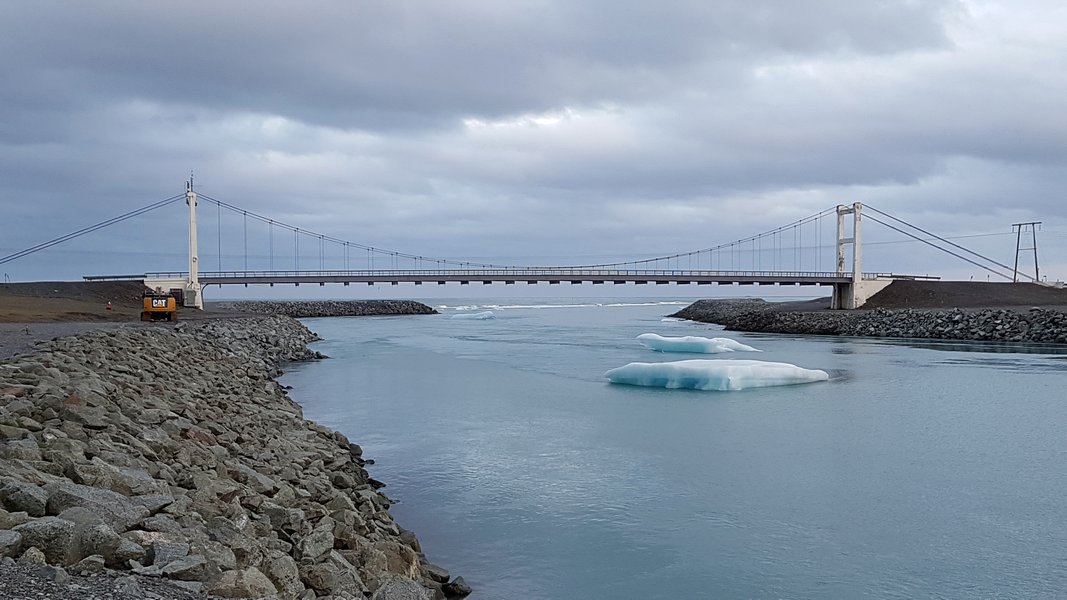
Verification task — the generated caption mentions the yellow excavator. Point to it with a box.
[140,287,178,322]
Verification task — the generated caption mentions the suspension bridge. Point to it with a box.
[2,178,1037,310]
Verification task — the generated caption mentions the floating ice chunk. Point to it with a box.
[605,359,828,391]
[637,333,760,353]
[450,311,495,320]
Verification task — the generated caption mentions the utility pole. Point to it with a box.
[1011,221,1041,283]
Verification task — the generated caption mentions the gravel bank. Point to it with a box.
[212,301,437,318]
[0,316,467,599]
[672,298,1067,343]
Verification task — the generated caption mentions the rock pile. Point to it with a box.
[215,301,437,319]
[673,299,1067,343]
[0,316,466,599]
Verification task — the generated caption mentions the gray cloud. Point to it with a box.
[2,0,1066,284]
[1,1,957,130]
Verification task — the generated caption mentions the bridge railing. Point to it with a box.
[126,269,904,279]
[86,269,913,283]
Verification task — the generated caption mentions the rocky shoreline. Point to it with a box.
[213,301,437,319]
[672,299,1067,344]
[0,316,467,599]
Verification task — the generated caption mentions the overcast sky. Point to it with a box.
[2,0,1065,296]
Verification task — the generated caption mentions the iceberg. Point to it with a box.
[450,310,495,320]
[604,359,829,391]
[637,333,760,353]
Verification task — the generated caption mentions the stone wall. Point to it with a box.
[672,299,1067,344]
[215,300,437,319]
[0,316,467,599]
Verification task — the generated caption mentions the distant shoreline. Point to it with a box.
[0,280,436,359]
[672,280,1067,344]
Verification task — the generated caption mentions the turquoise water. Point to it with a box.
[280,299,1067,599]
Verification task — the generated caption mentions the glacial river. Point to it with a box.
[281,298,1067,599]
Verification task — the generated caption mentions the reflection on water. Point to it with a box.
[865,336,1067,355]
[932,356,1067,374]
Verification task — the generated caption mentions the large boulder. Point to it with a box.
[369,576,431,597]
[58,404,110,430]
[19,546,46,565]
[0,509,31,530]
[66,458,166,497]
[110,538,146,567]
[70,554,107,576]
[191,539,237,573]
[422,563,450,584]
[442,576,472,598]
[340,538,388,591]
[44,482,150,532]
[371,576,433,600]
[0,439,42,461]
[207,516,265,569]
[375,540,421,579]
[130,493,174,515]
[77,523,122,563]
[208,566,280,598]
[0,481,49,517]
[296,525,335,560]
[147,540,190,567]
[0,529,22,558]
[227,464,277,495]
[300,550,366,597]
[262,552,304,599]
[161,554,210,581]
[12,517,76,565]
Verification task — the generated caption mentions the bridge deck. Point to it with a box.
[88,269,904,287]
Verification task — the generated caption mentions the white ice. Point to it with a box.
[604,359,829,391]
[637,333,761,353]
[450,311,495,320]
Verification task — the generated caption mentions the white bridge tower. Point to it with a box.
[184,177,203,308]
[143,177,205,309]
[832,202,891,309]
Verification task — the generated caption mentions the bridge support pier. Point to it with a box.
[833,279,893,310]
[831,283,850,311]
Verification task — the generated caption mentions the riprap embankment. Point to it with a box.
[214,300,437,318]
[0,316,467,599]
[672,299,1067,344]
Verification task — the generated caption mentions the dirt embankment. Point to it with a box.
[861,280,1067,310]
[0,281,149,323]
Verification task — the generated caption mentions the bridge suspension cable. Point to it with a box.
[863,205,1025,281]
[555,207,838,271]
[0,194,185,266]
[196,194,520,270]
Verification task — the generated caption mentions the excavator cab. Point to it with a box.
[141,287,178,322]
